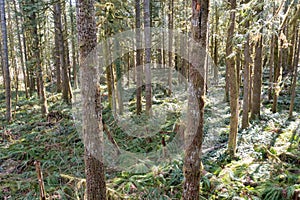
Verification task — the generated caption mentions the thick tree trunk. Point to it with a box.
[183,0,208,199]
[136,0,142,115]
[0,0,12,121]
[144,0,152,115]
[226,0,238,157]
[77,0,106,199]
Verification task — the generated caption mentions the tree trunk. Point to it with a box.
[13,0,28,98]
[168,0,174,96]
[251,35,263,119]
[272,34,280,113]
[289,30,299,118]
[115,40,124,114]
[69,0,78,89]
[77,0,106,199]
[226,0,238,157]
[7,1,19,114]
[182,0,208,199]
[0,0,12,122]
[242,20,251,129]
[268,34,274,101]
[54,1,71,104]
[136,0,142,115]
[213,3,219,84]
[144,0,152,115]
[31,0,48,116]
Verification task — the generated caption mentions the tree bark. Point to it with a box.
[136,0,142,115]
[13,0,28,98]
[242,20,251,129]
[77,0,106,199]
[289,30,299,118]
[144,0,152,115]
[0,0,12,121]
[226,0,238,157]
[183,0,208,199]
[168,0,174,96]
[272,35,280,113]
[54,1,71,104]
[251,35,263,119]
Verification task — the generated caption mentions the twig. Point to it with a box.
[34,161,46,200]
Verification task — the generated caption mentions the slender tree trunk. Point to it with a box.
[54,1,71,103]
[69,0,78,88]
[0,0,12,121]
[53,4,62,93]
[242,20,251,129]
[183,0,208,199]
[144,0,152,115]
[77,0,106,198]
[30,0,48,116]
[136,0,142,115]
[289,30,299,118]
[272,35,280,113]
[115,40,124,114]
[251,35,263,119]
[213,3,219,84]
[226,0,238,157]
[7,1,19,112]
[268,34,274,101]
[168,0,174,96]
[13,0,28,98]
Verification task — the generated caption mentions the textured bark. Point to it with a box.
[289,30,299,118]
[77,0,106,199]
[136,0,142,115]
[0,0,12,121]
[226,0,238,157]
[183,0,208,199]
[242,20,251,129]
[144,0,152,115]
[251,36,263,119]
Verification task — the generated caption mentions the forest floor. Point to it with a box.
[0,70,299,199]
